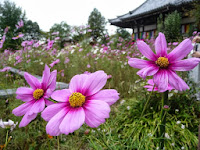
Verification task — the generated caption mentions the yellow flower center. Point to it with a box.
[33,89,44,100]
[69,92,86,107]
[156,57,169,68]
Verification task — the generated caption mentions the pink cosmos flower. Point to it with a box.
[0,35,6,48]
[49,59,60,68]
[52,32,59,35]
[16,20,24,29]
[12,33,24,40]
[42,71,119,136]
[128,32,200,92]
[12,65,57,127]
[144,79,173,92]
[0,67,11,72]
[87,64,91,68]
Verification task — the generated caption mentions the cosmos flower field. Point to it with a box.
[1,25,200,149]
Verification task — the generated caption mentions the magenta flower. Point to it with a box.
[12,33,24,40]
[144,79,173,92]
[0,67,11,72]
[0,35,6,48]
[12,65,57,127]
[49,59,60,68]
[42,71,119,136]
[128,32,200,92]
[16,20,24,29]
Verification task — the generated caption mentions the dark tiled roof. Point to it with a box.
[109,0,195,24]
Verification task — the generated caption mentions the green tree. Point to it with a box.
[23,20,41,40]
[50,21,71,48]
[87,8,107,42]
[0,0,26,49]
[116,27,131,40]
[164,11,181,42]
[190,0,200,30]
[156,11,181,42]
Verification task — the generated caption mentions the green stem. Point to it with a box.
[57,136,59,150]
[95,129,112,150]
[3,129,9,150]
[140,85,155,118]
[123,85,156,146]
[159,91,168,149]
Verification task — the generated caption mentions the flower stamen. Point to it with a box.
[69,92,85,107]
[33,89,44,100]
[156,57,169,68]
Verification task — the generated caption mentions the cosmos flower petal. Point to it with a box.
[46,107,69,136]
[51,89,71,102]
[137,40,157,61]
[153,70,168,92]
[155,32,167,56]
[69,74,88,93]
[170,58,200,71]
[42,103,67,121]
[12,100,35,116]
[168,39,193,62]
[47,70,57,91]
[83,71,107,96]
[128,58,154,69]
[28,98,45,115]
[168,70,189,91]
[41,64,50,89]
[19,113,37,128]
[137,64,159,79]
[16,87,34,102]
[24,72,41,89]
[59,107,85,135]
[87,89,119,105]
[84,100,110,128]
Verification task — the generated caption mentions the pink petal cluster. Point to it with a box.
[16,20,24,29]
[12,33,24,40]
[0,67,11,72]
[0,35,6,49]
[144,79,173,92]
[49,59,60,68]
[42,71,119,136]
[128,32,200,92]
[12,65,57,127]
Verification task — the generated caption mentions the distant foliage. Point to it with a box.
[0,0,41,50]
[157,14,164,34]
[190,0,200,30]
[23,20,41,41]
[116,27,131,40]
[164,11,181,42]
[88,8,107,42]
[50,21,71,48]
[156,11,181,42]
[0,0,25,50]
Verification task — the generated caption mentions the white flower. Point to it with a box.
[181,124,185,129]
[120,100,126,104]
[168,93,173,98]
[127,106,130,110]
[165,133,170,139]
[171,143,175,146]
[0,119,18,131]
[175,109,179,112]
[147,133,153,137]
[176,121,181,124]
[181,146,185,149]
[156,147,159,150]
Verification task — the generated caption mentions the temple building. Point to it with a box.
[109,0,196,40]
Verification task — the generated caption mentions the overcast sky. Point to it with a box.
[3,0,145,34]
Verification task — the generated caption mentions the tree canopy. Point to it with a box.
[87,8,107,42]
